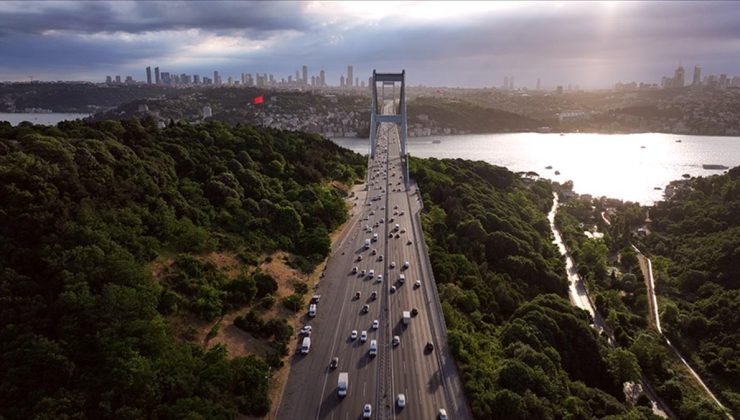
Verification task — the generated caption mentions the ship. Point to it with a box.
[554,170,561,175]
[702,164,729,170]
[432,140,441,144]
[545,165,553,169]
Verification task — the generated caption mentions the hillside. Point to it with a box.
[410,158,658,419]
[0,117,365,418]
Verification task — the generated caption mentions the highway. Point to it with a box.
[277,117,467,419]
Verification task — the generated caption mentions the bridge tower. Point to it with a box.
[370,70,408,182]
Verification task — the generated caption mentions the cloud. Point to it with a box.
[1,1,739,87]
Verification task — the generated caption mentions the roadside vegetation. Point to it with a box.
[0,118,365,418]
[555,168,739,418]
[411,158,657,419]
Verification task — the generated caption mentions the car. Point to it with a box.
[371,291,377,300]
[351,330,358,340]
[372,319,379,329]
[352,266,358,274]
[403,261,410,269]
[399,211,405,215]
[426,342,435,352]
[395,233,400,238]
[390,261,396,268]
[330,356,339,369]
[393,205,398,209]
[438,408,448,420]
[371,249,377,255]
[355,291,361,299]
[390,285,397,293]
[397,393,406,408]
[362,304,370,313]
[368,269,375,278]
[300,325,312,335]
[380,206,385,210]
[411,307,419,316]
[414,280,421,288]
[407,240,413,245]
[393,335,400,346]
[400,228,406,233]
[377,275,383,283]
[369,210,375,215]
[389,233,394,238]
[363,404,372,418]
[357,255,363,262]
[378,255,383,261]
[388,217,394,223]
[399,274,405,284]
[360,330,368,342]
[360,269,366,276]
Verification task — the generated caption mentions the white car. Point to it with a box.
[300,325,312,335]
[360,330,368,342]
[390,261,396,268]
[372,319,379,329]
[397,393,406,408]
[376,275,383,283]
[351,330,358,340]
[438,408,448,420]
[363,404,372,418]
[393,335,400,346]
[403,261,410,269]
[414,280,421,288]
[390,285,397,293]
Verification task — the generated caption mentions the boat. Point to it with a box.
[431,140,441,144]
[559,133,565,136]
[640,145,646,149]
[654,187,662,190]
[554,170,561,175]
[682,173,690,178]
[675,139,682,143]
[545,165,553,170]
[702,164,729,170]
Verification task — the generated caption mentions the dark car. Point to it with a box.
[426,342,434,352]
[411,308,419,316]
[330,356,339,369]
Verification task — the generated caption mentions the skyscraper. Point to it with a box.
[536,78,541,90]
[214,71,221,85]
[302,65,308,85]
[155,67,160,85]
[347,65,353,87]
[503,76,509,90]
[340,75,345,87]
[692,65,701,85]
[319,70,325,86]
[146,66,152,84]
[115,75,121,84]
[674,65,685,87]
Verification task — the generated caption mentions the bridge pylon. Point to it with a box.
[370,70,408,183]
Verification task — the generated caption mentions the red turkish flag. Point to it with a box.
[252,95,264,105]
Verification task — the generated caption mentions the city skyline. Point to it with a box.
[1,1,740,88]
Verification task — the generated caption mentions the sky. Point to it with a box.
[1,1,740,89]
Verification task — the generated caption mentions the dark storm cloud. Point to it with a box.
[0,1,311,38]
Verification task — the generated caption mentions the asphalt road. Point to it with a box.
[277,121,467,420]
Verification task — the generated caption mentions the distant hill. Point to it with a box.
[408,97,545,133]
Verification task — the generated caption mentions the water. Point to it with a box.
[332,133,740,204]
[0,113,90,126]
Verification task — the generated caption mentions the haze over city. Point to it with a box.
[2,1,740,88]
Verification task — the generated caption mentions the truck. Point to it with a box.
[301,337,311,354]
[338,372,348,397]
[403,311,411,325]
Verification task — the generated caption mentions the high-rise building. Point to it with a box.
[509,76,515,90]
[155,67,160,85]
[302,65,308,85]
[347,65,353,87]
[146,66,152,84]
[674,65,685,88]
[503,76,509,90]
[355,77,359,87]
[105,75,112,84]
[227,76,233,85]
[719,74,728,87]
[193,74,201,84]
[340,75,345,87]
[536,78,541,90]
[115,75,121,84]
[692,65,701,85]
[125,76,133,84]
[213,71,221,85]
[320,70,325,86]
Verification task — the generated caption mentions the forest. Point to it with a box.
[410,158,658,419]
[555,171,739,418]
[0,117,365,418]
